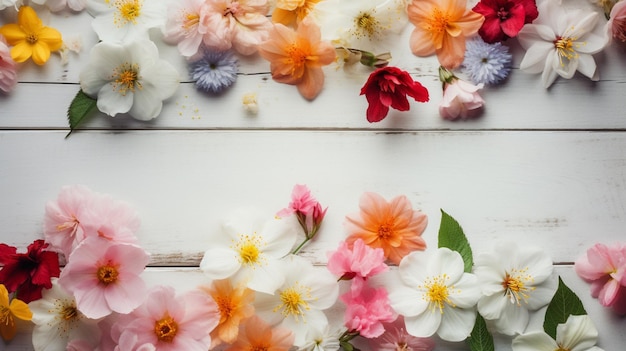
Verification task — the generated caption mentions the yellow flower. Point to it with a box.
[0,284,32,341]
[0,6,63,65]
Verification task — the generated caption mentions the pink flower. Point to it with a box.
[607,0,626,43]
[163,0,208,57]
[44,185,140,258]
[58,237,149,319]
[439,67,485,120]
[575,243,626,314]
[276,184,318,218]
[0,35,17,94]
[201,0,272,55]
[340,277,395,338]
[114,286,219,351]
[472,0,538,43]
[360,66,429,123]
[369,316,435,351]
[327,239,388,280]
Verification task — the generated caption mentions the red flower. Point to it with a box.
[360,67,429,123]
[473,0,538,43]
[0,240,60,303]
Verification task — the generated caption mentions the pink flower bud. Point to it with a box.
[439,79,485,120]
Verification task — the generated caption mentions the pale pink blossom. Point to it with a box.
[575,243,626,314]
[341,277,395,339]
[0,35,17,94]
[163,0,208,57]
[58,237,149,319]
[114,286,219,351]
[327,239,388,280]
[67,339,99,351]
[439,78,485,120]
[200,0,272,55]
[369,316,435,351]
[607,0,626,43]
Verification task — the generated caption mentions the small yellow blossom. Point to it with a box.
[0,284,32,341]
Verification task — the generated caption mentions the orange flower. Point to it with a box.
[226,315,294,351]
[258,18,336,100]
[407,0,483,69]
[345,192,428,265]
[201,279,255,347]
[0,6,63,65]
[272,0,321,27]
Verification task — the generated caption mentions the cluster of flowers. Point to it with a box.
[1,0,626,125]
[0,184,620,350]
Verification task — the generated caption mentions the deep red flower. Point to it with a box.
[0,240,60,303]
[360,66,429,123]
[473,0,538,43]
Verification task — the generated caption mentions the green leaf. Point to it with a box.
[468,314,494,351]
[543,276,587,339]
[438,209,473,272]
[66,89,97,138]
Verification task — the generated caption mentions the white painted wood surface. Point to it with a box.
[1,1,626,350]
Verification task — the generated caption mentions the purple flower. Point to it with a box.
[189,48,238,93]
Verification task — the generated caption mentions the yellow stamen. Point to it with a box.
[154,315,178,342]
[112,63,141,96]
[501,268,535,306]
[114,0,142,26]
[353,11,380,38]
[421,274,455,313]
[96,264,119,285]
[232,233,266,267]
[427,9,450,34]
[273,282,311,321]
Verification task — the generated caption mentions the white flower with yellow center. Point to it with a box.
[376,247,481,342]
[474,242,555,336]
[254,255,339,347]
[28,278,101,351]
[90,0,165,43]
[200,208,300,294]
[512,314,604,351]
[79,39,180,121]
[313,0,407,53]
[518,0,607,88]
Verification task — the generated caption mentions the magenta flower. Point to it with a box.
[114,286,219,351]
[58,237,149,319]
[369,316,435,351]
[575,243,626,314]
[473,0,538,43]
[341,277,395,339]
[327,239,388,281]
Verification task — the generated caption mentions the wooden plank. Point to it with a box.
[2,130,625,264]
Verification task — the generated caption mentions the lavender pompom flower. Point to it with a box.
[189,48,238,93]
[462,37,512,85]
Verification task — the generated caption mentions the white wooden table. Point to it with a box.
[2,2,626,350]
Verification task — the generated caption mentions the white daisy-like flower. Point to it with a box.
[90,0,165,43]
[314,0,407,52]
[297,324,342,351]
[518,0,607,88]
[254,255,339,347]
[474,242,556,335]
[28,278,101,351]
[375,247,482,342]
[79,39,180,121]
[512,314,604,351]
[30,0,86,12]
[199,208,300,294]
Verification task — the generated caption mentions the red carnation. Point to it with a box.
[473,0,538,43]
[360,66,429,123]
[0,240,60,303]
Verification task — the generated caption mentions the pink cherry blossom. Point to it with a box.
[439,78,485,120]
[607,0,626,43]
[277,184,318,217]
[114,286,219,351]
[163,0,208,57]
[0,35,17,94]
[575,243,626,314]
[58,237,149,319]
[327,239,388,280]
[369,316,435,351]
[341,277,395,338]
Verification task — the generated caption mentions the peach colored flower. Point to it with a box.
[345,192,427,265]
[200,279,255,347]
[226,315,294,351]
[407,0,484,69]
[272,0,321,27]
[258,18,336,100]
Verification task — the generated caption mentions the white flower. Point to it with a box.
[376,247,482,342]
[254,255,339,347]
[30,0,86,12]
[0,0,19,11]
[297,324,342,351]
[28,278,101,351]
[199,208,299,294]
[512,314,604,351]
[90,0,165,43]
[518,0,607,88]
[314,0,407,52]
[474,242,555,335]
[79,39,180,121]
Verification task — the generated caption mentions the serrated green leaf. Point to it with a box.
[543,276,586,339]
[66,89,97,138]
[468,314,494,351]
[438,209,473,272]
